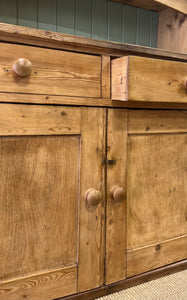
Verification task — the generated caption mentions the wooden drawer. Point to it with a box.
[0,42,101,98]
[112,56,187,103]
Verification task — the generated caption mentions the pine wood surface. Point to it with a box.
[0,42,101,98]
[127,133,187,249]
[101,56,111,99]
[0,104,81,136]
[0,23,187,62]
[0,266,77,300]
[158,9,187,54]
[110,0,187,14]
[0,104,81,299]
[1,93,187,109]
[105,109,127,284]
[128,109,187,134]
[0,135,79,281]
[127,236,187,277]
[112,56,187,102]
[0,19,186,299]
[78,108,106,292]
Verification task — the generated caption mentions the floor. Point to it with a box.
[96,269,187,300]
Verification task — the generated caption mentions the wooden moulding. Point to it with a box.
[110,0,187,14]
[111,56,187,103]
[0,23,187,62]
[2,93,187,110]
[57,260,187,300]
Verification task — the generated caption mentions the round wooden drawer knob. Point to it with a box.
[12,58,32,77]
[85,188,102,206]
[111,186,126,202]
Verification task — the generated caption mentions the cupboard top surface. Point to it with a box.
[0,22,187,62]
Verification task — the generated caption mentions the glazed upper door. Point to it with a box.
[0,104,105,300]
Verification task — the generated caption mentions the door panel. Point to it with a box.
[127,133,187,249]
[0,136,79,281]
[127,109,187,277]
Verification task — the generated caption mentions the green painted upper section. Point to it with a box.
[0,0,158,48]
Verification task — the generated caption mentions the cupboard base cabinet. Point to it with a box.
[0,24,186,300]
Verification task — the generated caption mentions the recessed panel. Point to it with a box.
[127,133,187,249]
[0,135,80,281]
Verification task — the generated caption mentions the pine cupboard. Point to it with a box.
[0,24,186,300]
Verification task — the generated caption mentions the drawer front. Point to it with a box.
[112,56,187,103]
[0,42,101,98]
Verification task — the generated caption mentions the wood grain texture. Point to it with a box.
[0,265,77,300]
[0,104,81,136]
[127,236,187,277]
[0,135,80,281]
[101,56,111,99]
[105,109,127,284]
[0,23,187,61]
[112,56,187,102]
[111,56,128,101]
[158,9,187,54]
[0,42,101,98]
[2,93,187,110]
[58,260,187,300]
[127,133,187,249]
[110,0,187,13]
[78,108,105,292]
[128,109,187,134]
[157,0,187,13]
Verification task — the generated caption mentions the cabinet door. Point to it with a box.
[127,110,187,277]
[0,104,105,300]
[106,108,187,284]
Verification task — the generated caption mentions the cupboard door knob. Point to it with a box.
[111,186,126,202]
[85,188,102,206]
[185,79,187,91]
[12,58,32,77]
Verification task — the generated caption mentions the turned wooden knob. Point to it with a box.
[185,79,187,91]
[111,186,126,202]
[12,58,32,77]
[85,188,102,206]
